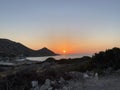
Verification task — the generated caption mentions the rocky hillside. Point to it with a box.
[32,47,57,56]
[0,38,57,57]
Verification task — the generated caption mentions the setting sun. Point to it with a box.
[63,50,66,54]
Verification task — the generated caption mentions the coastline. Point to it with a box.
[0,47,120,90]
[0,57,120,90]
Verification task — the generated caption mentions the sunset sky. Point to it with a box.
[0,0,120,54]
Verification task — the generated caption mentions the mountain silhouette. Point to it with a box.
[35,47,56,56]
[0,38,57,57]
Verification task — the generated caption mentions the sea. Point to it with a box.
[27,54,92,62]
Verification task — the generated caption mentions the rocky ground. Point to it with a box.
[30,71,120,90]
[0,57,120,90]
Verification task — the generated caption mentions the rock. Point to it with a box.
[58,77,65,84]
[45,79,51,86]
[83,73,89,78]
[31,81,38,88]
[51,80,56,85]
[69,71,83,79]
[48,87,53,90]
[31,86,39,90]
[62,86,68,90]
[31,81,39,90]
[40,79,52,90]
[95,73,98,80]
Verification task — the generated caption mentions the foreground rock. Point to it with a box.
[30,71,120,90]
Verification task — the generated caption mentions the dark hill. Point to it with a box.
[0,38,57,57]
[34,47,57,56]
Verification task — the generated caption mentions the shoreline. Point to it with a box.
[0,58,120,90]
[0,47,120,90]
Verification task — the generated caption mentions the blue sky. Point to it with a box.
[0,0,120,54]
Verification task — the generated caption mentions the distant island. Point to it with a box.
[0,38,58,57]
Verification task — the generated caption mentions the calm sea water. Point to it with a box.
[27,54,92,62]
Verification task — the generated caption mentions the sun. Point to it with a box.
[63,50,66,54]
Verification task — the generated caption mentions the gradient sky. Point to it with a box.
[0,0,120,54]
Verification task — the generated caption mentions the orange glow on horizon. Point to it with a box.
[19,37,114,55]
[25,42,106,54]
[63,50,66,54]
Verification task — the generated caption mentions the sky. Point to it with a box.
[0,0,120,54]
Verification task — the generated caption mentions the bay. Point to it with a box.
[27,54,92,62]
